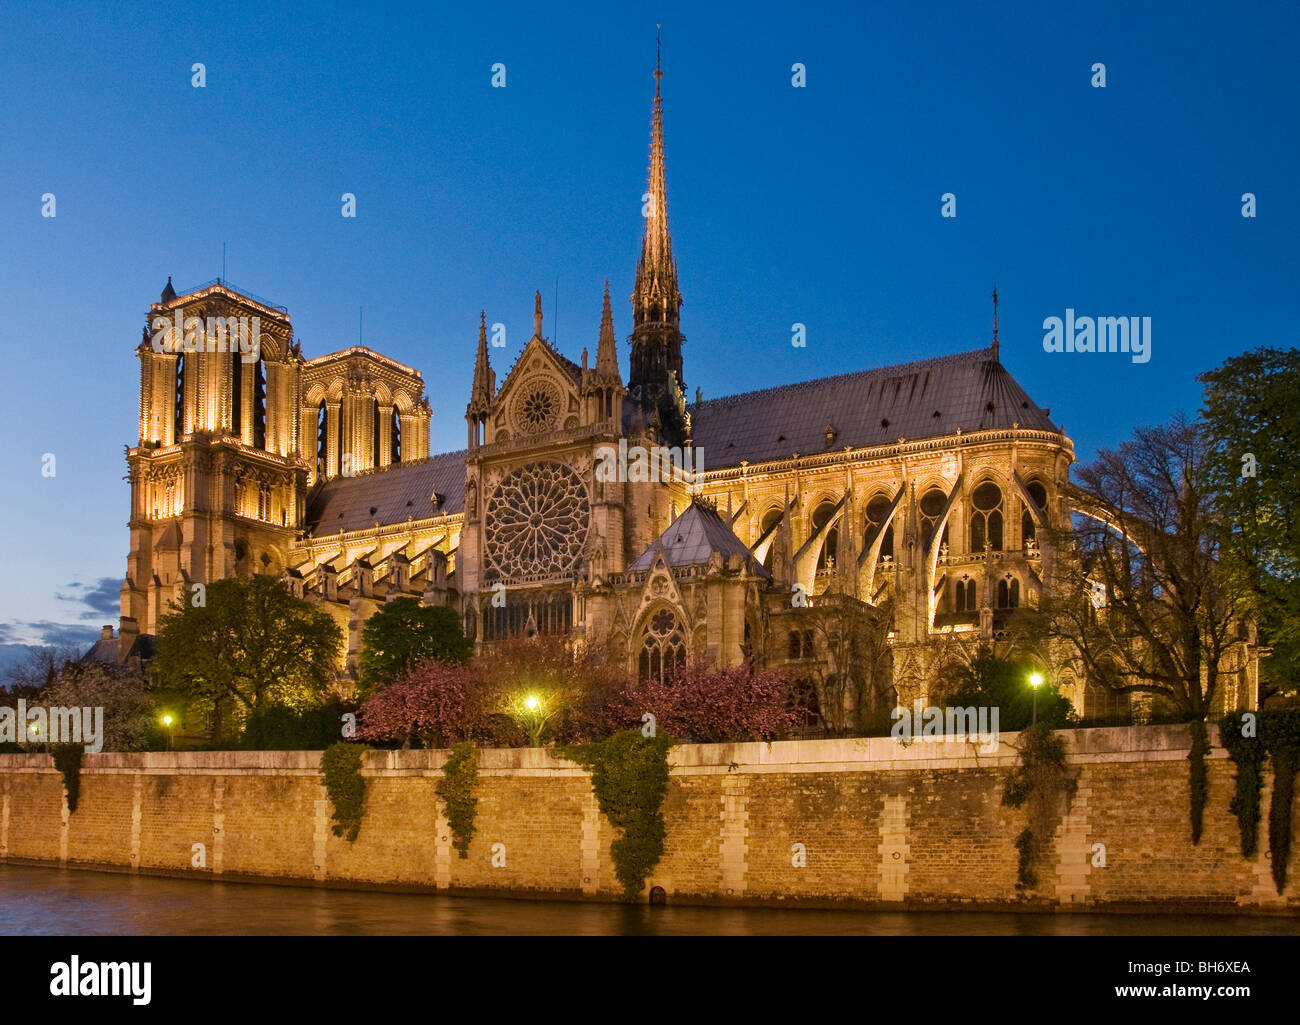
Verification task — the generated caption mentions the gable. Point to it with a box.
[490,338,584,444]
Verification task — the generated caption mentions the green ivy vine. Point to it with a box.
[1220,709,1300,893]
[561,729,676,902]
[52,745,83,813]
[320,742,367,842]
[1002,723,1075,890]
[1219,712,1266,857]
[436,741,479,859]
[1188,718,1209,845]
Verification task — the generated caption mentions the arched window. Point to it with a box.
[812,500,838,571]
[174,353,185,441]
[971,481,1003,551]
[391,408,402,463]
[919,487,948,553]
[1084,678,1131,723]
[864,492,895,563]
[252,359,266,450]
[316,402,328,479]
[759,507,783,571]
[788,630,802,660]
[789,677,822,738]
[1022,479,1048,543]
[955,578,977,612]
[639,607,687,683]
[996,576,1020,609]
[231,348,242,438]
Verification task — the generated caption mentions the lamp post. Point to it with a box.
[1029,673,1044,726]
[161,714,174,751]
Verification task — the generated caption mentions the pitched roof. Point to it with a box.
[688,346,1058,469]
[304,451,466,535]
[629,501,772,578]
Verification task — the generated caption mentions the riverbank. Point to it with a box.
[1,726,1297,914]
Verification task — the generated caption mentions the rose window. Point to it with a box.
[484,461,589,579]
[512,380,563,435]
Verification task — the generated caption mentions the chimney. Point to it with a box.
[100,625,114,640]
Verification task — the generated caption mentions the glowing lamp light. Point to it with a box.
[161,715,174,726]
[1029,673,1044,689]
[524,695,541,712]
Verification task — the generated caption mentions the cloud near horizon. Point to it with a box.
[55,577,122,622]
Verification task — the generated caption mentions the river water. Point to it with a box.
[0,863,1294,935]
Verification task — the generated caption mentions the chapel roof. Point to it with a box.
[629,500,772,579]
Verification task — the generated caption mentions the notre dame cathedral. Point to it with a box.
[118,57,1239,731]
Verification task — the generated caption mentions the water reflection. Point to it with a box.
[0,864,1294,936]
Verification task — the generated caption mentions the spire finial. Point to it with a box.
[534,290,543,337]
[596,280,619,377]
[655,25,662,95]
[991,284,1000,360]
[470,310,493,409]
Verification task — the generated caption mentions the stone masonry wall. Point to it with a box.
[0,726,1296,912]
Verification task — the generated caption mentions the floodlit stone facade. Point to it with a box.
[116,58,1256,729]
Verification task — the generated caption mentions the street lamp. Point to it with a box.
[161,714,174,751]
[1029,673,1044,726]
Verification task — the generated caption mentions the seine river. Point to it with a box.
[0,863,1294,936]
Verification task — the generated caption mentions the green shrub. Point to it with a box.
[241,700,355,750]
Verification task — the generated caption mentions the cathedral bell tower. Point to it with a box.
[628,41,689,446]
[119,279,308,657]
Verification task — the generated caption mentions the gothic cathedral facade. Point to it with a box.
[117,58,1251,730]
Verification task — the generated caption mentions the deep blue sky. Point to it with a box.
[0,0,1296,655]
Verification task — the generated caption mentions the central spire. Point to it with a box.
[629,32,687,445]
[633,29,680,331]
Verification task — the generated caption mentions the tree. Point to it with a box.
[799,594,895,734]
[150,576,343,741]
[357,597,472,696]
[43,661,160,752]
[475,637,628,745]
[357,660,493,748]
[4,645,82,695]
[632,660,801,742]
[945,646,1073,732]
[1043,415,1254,722]
[1199,347,1300,705]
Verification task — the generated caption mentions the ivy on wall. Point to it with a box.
[436,741,479,859]
[1188,718,1209,845]
[1002,723,1075,890]
[1220,709,1300,893]
[561,730,676,902]
[320,742,366,842]
[51,745,83,813]
[1219,713,1266,857]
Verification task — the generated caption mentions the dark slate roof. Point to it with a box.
[630,501,772,579]
[305,451,466,535]
[688,346,1058,469]
[81,635,119,664]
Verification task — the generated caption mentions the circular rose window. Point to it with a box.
[485,461,590,578]
[512,380,563,435]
